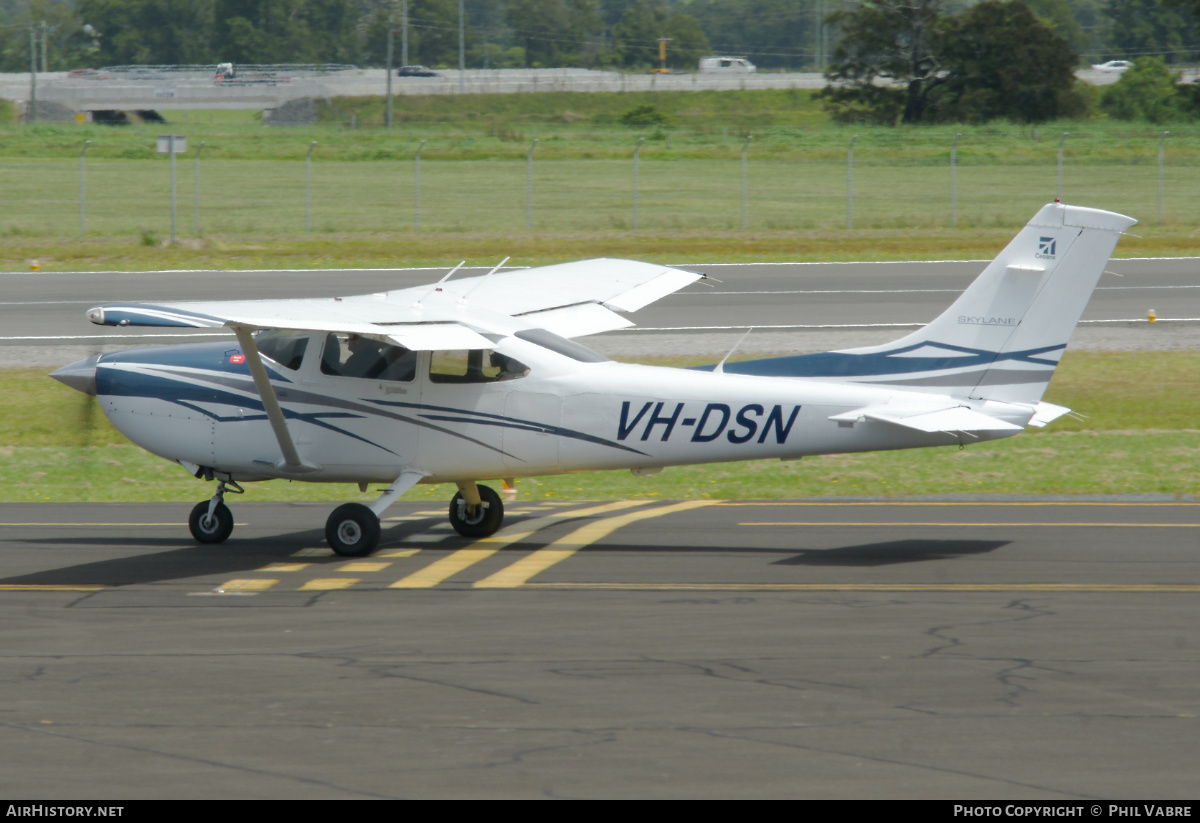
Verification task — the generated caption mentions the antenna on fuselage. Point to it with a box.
[458,256,510,306]
[714,326,754,374]
[413,260,465,310]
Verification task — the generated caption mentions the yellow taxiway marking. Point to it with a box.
[0,584,105,592]
[291,548,334,557]
[741,522,1200,528]
[298,578,358,591]
[474,500,716,589]
[339,561,390,573]
[526,583,1200,593]
[257,562,310,572]
[725,501,1200,507]
[390,501,648,589]
[218,578,278,592]
[377,548,420,558]
[0,523,189,527]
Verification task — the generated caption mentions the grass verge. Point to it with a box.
[5,352,1197,503]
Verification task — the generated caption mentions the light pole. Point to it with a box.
[402,0,409,68]
[79,140,91,237]
[458,0,466,94]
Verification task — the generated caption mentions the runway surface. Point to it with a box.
[2,499,1199,798]
[2,258,1198,366]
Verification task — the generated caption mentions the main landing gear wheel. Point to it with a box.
[325,503,381,557]
[189,501,234,544]
[449,484,504,538]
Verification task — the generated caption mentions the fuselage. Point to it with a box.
[84,331,1031,486]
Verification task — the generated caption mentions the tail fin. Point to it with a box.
[726,203,1135,404]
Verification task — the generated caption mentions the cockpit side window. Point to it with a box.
[254,330,309,371]
[320,333,416,382]
[429,349,529,383]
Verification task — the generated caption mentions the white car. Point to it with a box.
[1091,60,1133,73]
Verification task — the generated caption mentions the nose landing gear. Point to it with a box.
[188,479,243,544]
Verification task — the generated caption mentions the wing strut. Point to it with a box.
[231,325,320,474]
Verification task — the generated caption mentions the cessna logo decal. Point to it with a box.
[1036,236,1057,259]
[618,401,801,444]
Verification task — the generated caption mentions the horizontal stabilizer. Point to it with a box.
[830,405,1023,434]
[1028,401,1072,428]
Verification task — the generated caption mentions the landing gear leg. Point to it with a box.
[449,481,504,538]
[325,471,427,557]
[188,479,242,544]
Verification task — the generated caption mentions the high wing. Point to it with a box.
[86,258,703,347]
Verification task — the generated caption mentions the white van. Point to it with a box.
[699,57,756,74]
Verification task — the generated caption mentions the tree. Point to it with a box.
[690,0,814,70]
[505,0,600,68]
[937,0,1079,122]
[821,0,948,125]
[1100,56,1189,121]
[1104,0,1198,64]
[76,0,216,65]
[610,0,710,70]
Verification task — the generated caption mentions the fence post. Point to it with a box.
[950,132,960,228]
[169,134,177,244]
[305,141,316,233]
[741,135,752,230]
[79,140,90,237]
[386,29,396,129]
[1158,130,1170,225]
[193,141,206,235]
[414,139,426,232]
[633,136,645,229]
[847,134,857,230]
[1057,132,1069,201]
[526,138,538,230]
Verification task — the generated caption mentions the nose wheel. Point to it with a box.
[188,479,241,544]
[449,483,503,538]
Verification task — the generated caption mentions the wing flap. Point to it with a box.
[517,302,634,338]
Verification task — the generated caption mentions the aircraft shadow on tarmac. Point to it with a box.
[1,532,1011,587]
[2,528,333,587]
[771,539,1010,567]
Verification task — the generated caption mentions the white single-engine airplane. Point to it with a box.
[51,203,1133,557]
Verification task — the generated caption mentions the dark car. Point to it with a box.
[397,65,439,77]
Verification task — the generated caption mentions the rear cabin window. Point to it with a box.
[255,330,309,371]
[320,333,417,382]
[429,349,529,383]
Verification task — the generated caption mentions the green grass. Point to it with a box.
[5,352,1197,504]
[2,89,1200,249]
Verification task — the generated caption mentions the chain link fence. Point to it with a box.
[2,132,1197,240]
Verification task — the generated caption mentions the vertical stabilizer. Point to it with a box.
[725,203,1136,404]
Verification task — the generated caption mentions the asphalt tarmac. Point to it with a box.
[1,499,1198,799]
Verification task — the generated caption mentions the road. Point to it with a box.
[1,499,1199,798]
[2,257,1198,367]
